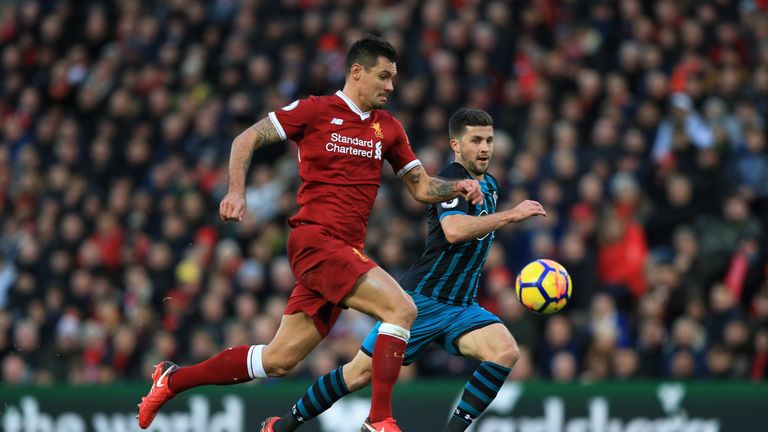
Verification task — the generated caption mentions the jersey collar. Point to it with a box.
[335,90,371,121]
[454,161,486,183]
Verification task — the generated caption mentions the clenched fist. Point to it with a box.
[219,192,247,222]
[455,179,483,205]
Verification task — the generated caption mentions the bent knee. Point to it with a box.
[400,297,417,326]
[266,361,298,377]
[380,295,417,328]
[264,353,302,377]
[490,342,521,369]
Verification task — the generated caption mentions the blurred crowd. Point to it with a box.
[2,0,768,386]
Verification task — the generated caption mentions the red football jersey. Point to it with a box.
[269,91,420,249]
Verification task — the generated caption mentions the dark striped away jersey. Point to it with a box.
[400,162,499,306]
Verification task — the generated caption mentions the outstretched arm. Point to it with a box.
[401,165,483,205]
[441,200,546,244]
[219,118,283,221]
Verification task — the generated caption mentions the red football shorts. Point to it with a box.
[285,224,377,337]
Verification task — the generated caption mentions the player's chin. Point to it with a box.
[371,99,387,108]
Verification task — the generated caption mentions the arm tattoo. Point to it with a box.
[230,118,282,191]
[241,118,281,173]
[404,165,457,201]
[427,178,456,198]
[408,168,422,184]
[251,118,282,149]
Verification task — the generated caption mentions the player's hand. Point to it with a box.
[509,200,546,222]
[219,192,247,222]
[456,179,483,205]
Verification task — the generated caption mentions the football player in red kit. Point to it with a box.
[138,36,482,432]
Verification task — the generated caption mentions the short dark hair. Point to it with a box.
[449,108,493,139]
[345,35,397,73]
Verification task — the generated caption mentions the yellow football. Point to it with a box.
[515,259,572,315]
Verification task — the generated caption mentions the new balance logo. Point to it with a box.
[330,118,344,125]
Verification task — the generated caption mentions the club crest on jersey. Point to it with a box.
[371,122,384,139]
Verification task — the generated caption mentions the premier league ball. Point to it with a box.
[515,259,572,315]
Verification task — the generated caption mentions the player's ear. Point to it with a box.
[349,63,363,81]
[449,138,461,153]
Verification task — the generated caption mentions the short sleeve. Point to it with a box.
[435,164,469,220]
[437,195,469,220]
[385,119,421,177]
[268,97,318,141]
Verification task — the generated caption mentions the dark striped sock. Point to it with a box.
[274,366,349,432]
[445,361,511,432]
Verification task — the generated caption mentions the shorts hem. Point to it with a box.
[281,307,334,338]
[450,320,503,355]
[334,262,378,306]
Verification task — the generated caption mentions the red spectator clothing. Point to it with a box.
[670,59,703,93]
[477,266,513,315]
[91,229,124,270]
[724,251,750,302]
[514,53,539,102]
[613,201,637,222]
[269,91,420,250]
[597,222,649,298]
[752,352,768,380]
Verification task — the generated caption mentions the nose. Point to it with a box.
[384,79,394,93]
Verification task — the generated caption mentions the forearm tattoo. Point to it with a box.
[427,178,456,198]
[407,165,457,199]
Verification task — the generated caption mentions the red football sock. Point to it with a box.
[369,333,407,423]
[168,345,253,393]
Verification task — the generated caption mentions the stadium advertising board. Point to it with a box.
[0,381,760,432]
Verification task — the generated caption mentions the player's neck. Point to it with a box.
[340,87,372,113]
[455,159,484,181]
